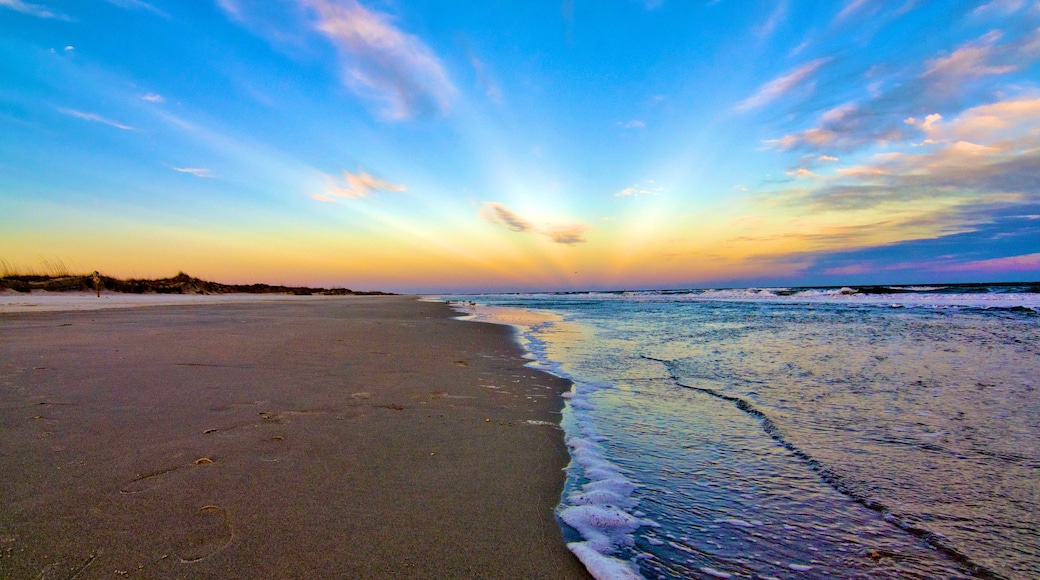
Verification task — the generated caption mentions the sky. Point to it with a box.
[1,0,1039,293]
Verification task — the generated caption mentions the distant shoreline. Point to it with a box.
[0,271,392,296]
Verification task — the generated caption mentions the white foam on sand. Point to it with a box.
[443,299,654,580]
[568,542,644,580]
[0,290,343,313]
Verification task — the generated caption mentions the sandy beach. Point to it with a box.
[0,294,590,578]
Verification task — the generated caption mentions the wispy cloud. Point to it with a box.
[760,23,1040,154]
[142,93,165,103]
[929,252,1040,273]
[216,0,242,20]
[321,169,407,199]
[744,94,1040,263]
[0,0,70,19]
[754,1,787,38]
[170,166,215,178]
[311,193,339,203]
[614,181,663,197]
[301,0,456,120]
[735,58,830,112]
[618,120,646,129]
[920,31,1018,90]
[479,202,589,245]
[972,0,1027,17]
[543,224,590,245]
[834,0,874,22]
[58,108,135,130]
[465,45,502,103]
[479,202,534,232]
[770,96,1040,212]
[103,0,168,17]
[785,168,818,179]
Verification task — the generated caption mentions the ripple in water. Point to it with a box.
[455,295,1040,580]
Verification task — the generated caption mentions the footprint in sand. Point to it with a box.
[120,459,214,494]
[175,505,233,563]
[120,466,183,494]
[259,435,289,463]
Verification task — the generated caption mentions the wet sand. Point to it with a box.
[0,295,590,578]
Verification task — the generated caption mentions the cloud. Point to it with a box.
[171,166,215,178]
[786,168,818,178]
[762,25,1040,155]
[834,0,875,22]
[301,0,456,120]
[142,93,165,103]
[478,202,533,232]
[215,0,243,19]
[103,0,168,17]
[903,98,1040,149]
[735,58,830,111]
[58,108,135,130]
[311,193,339,203]
[543,223,590,245]
[479,202,589,244]
[465,45,502,104]
[776,145,1031,213]
[322,169,406,199]
[754,1,787,38]
[0,0,70,19]
[930,251,1040,273]
[614,180,663,197]
[817,155,839,162]
[972,0,1027,17]
[920,31,1018,90]
[747,95,1040,262]
[618,120,646,129]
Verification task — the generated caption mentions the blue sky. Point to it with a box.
[2,0,1039,292]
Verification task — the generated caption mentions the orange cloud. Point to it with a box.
[322,169,406,199]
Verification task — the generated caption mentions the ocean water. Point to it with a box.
[443,283,1040,580]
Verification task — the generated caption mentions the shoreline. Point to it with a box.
[0,296,591,578]
[0,289,357,313]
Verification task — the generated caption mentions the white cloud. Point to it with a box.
[302,0,456,120]
[215,0,242,20]
[735,58,830,111]
[834,0,873,21]
[618,120,646,129]
[755,1,787,38]
[171,166,215,178]
[142,93,165,103]
[104,0,168,17]
[466,47,502,104]
[614,180,663,197]
[0,0,70,19]
[58,108,135,130]
[973,0,1026,16]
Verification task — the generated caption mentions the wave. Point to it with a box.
[640,353,1010,580]
[477,283,1040,312]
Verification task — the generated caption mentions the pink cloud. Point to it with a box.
[931,253,1040,273]
[735,58,830,111]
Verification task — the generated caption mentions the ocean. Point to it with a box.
[442,283,1040,580]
